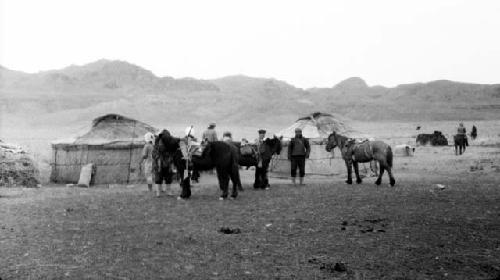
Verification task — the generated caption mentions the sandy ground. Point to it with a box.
[1,142,499,279]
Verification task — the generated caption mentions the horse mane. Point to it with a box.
[262,136,282,158]
[159,134,180,153]
[336,133,348,148]
[328,131,348,149]
[264,136,277,145]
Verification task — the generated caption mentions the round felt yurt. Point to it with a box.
[50,114,158,185]
[269,112,371,177]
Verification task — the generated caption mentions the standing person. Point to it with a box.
[471,125,477,140]
[152,129,175,197]
[179,125,202,183]
[202,122,218,143]
[457,122,468,147]
[288,128,310,185]
[222,131,233,142]
[180,126,197,160]
[139,132,155,192]
[254,129,269,189]
[457,122,466,136]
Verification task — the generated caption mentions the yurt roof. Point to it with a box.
[52,114,158,146]
[277,112,371,140]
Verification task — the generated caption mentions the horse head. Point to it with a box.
[159,132,180,154]
[265,135,283,155]
[326,132,338,152]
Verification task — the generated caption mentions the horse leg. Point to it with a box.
[353,162,362,184]
[216,167,229,199]
[176,165,189,198]
[262,160,270,189]
[370,160,379,177]
[253,166,261,189]
[176,163,184,181]
[345,160,353,184]
[229,164,241,198]
[236,175,244,192]
[375,165,385,185]
[386,166,396,187]
[191,168,200,183]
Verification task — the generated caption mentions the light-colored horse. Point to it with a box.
[326,132,396,186]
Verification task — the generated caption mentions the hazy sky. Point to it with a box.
[1,0,499,88]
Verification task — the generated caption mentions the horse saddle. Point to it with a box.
[190,144,202,157]
[240,144,257,156]
[180,142,202,160]
[344,139,373,162]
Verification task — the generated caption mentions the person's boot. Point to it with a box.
[291,177,296,185]
[299,177,304,185]
[155,184,161,197]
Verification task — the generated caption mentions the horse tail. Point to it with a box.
[386,146,393,168]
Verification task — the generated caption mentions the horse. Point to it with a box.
[158,133,241,199]
[326,132,395,186]
[231,136,282,189]
[194,141,242,199]
[156,132,197,199]
[454,134,467,155]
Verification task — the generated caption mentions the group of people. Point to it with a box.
[138,122,312,198]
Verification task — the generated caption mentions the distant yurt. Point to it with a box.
[270,112,370,177]
[50,114,157,185]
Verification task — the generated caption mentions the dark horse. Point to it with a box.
[193,141,242,199]
[326,132,395,186]
[159,133,241,199]
[454,134,467,155]
[231,136,282,189]
[155,132,195,199]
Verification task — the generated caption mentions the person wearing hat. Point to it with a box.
[457,122,466,136]
[139,132,155,192]
[456,122,469,148]
[202,122,218,143]
[222,131,233,142]
[253,129,269,189]
[288,127,310,185]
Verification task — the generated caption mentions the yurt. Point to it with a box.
[270,112,370,177]
[50,114,157,185]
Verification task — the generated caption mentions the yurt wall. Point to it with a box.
[269,140,346,177]
[51,143,145,185]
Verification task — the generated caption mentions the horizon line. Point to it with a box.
[1,59,499,89]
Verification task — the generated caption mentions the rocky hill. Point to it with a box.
[1,59,499,129]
